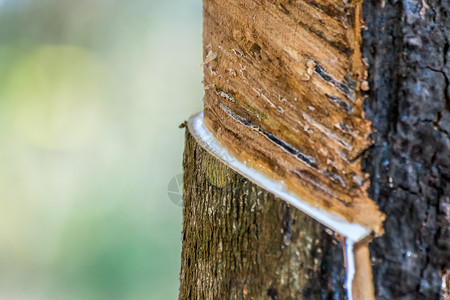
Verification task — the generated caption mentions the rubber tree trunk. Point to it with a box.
[179,129,346,299]
[179,0,449,299]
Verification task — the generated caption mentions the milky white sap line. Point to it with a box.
[187,112,371,243]
[345,239,356,300]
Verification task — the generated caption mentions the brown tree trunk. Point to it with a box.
[179,129,346,299]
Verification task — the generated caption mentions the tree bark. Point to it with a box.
[362,1,449,299]
[179,128,346,299]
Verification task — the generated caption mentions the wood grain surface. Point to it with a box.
[202,0,384,234]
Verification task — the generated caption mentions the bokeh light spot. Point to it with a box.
[5,45,108,149]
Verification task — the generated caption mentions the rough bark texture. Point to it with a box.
[362,0,450,299]
[179,129,346,299]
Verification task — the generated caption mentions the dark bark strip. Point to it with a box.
[362,0,450,299]
[179,129,346,299]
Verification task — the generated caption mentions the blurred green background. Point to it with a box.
[0,0,202,299]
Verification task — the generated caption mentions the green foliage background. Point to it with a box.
[0,0,202,299]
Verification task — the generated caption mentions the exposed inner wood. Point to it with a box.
[202,0,384,234]
[352,243,375,300]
